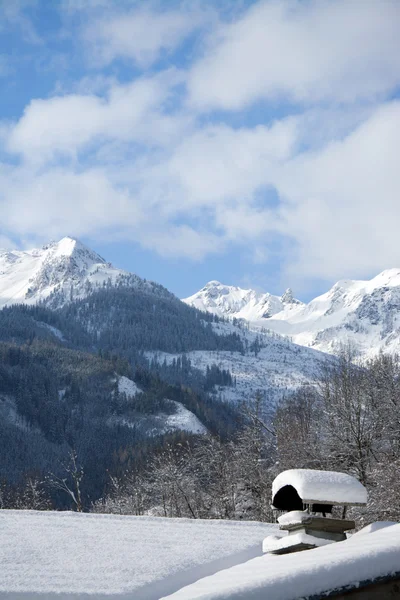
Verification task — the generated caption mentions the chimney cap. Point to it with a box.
[272,469,367,511]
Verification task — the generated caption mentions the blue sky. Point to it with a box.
[1,0,399,300]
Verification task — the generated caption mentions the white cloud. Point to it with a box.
[7,70,188,165]
[0,166,139,238]
[0,162,225,260]
[2,0,400,285]
[83,7,205,68]
[3,98,399,277]
[274,101,400,280]
[0,234,16,250]
[188,0,400,110]
[0,0,42,45]
[137,224,224,260]
[164,118,298,209]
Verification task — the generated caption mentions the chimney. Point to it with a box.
[263,469,367,555]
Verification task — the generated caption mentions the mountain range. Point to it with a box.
[184,272,400,359]
[3,236,400,360]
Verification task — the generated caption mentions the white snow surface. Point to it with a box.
[0,237,146,308]
[185,270,400,358]
[163,401,207,434]
[184,281,302,320]
[36,321,66,341]
[0,511,275,599]
[117,375,141,398]
[148,322,330,405]
[109,392,207,435]
[272,469,368,506]
[163,523,400,600]
[262,531,334,553]
[277,510,311,526]
[352,521,398,536]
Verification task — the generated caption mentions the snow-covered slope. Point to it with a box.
[0,237,330,411]
[184,281,302,320]
[265,269,400,358]
[0,236,164,308]
[116,375,142,398]
[162,401,207,435]
[185,271,400,358]
[149,322,330,405]
[109,376,207,434]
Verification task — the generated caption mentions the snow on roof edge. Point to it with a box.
[162,523,400,600]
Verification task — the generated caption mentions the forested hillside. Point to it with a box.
[0,289,243,509]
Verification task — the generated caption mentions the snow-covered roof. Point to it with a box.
[0,511,274,599]
[2,510,398,600]
[164,523,400,600]
[272,469,368,507]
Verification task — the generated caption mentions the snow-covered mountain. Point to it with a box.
[149,323,329,406]
[184,271,400,359]
[0,236,165,308]
[184,280,302,320]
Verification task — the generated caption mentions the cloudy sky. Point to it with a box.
[1,0,399,299]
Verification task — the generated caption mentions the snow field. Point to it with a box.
[0,237,133,308]
[162,401,207,434]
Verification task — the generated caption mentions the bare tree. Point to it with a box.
[147,443,198,519]
[319,350,381,484]
[47,449,84,512]
[274,385,323,471]
[0,480,9,509]
[92,473,149,516]
[16,477,52,510]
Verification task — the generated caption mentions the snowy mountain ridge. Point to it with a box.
[184,280,302,320]
[184,270,400,358]
[4,237,400,359]
[0,236,166,308]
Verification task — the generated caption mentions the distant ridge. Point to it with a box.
[183,270,400,358]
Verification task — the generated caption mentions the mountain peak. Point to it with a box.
[184,281,287,320]
[368,268,400,289]
[281,287,293,303]
[45,237,106,265]
[0,237,120,308]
